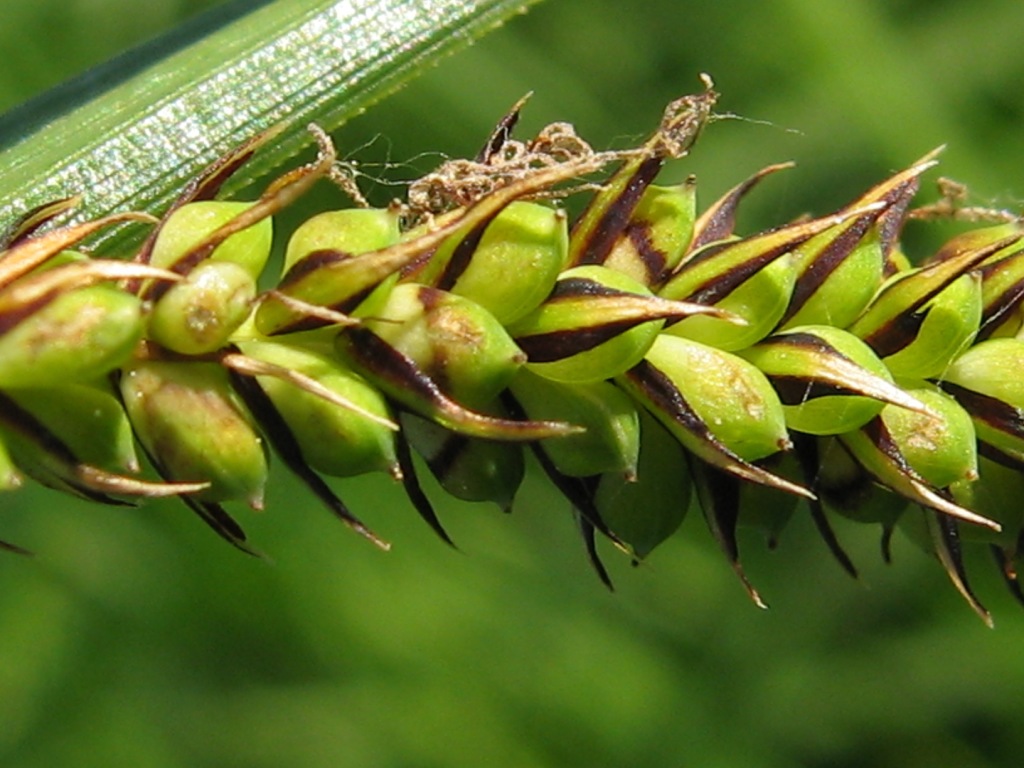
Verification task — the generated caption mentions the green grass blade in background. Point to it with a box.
[0,0,538,250]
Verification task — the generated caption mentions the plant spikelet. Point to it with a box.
[2,83,1023,623]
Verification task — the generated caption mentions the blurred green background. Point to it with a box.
[2,1,1024,766]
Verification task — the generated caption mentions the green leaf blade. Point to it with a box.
[0,0,539,251]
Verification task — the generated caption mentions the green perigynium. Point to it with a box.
[738,324,926,436]
[4,81,1024,623]
[414,200,570,325]
[120,357,270,508]
[508,368,641,478]
[236,339,400,480]
[509,264,675,383]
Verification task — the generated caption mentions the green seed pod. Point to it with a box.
[813,435,908,529]
[941,337,1024,466]
[641,334,790,462]
[281,207,402,275]
[617,334,809,500]
[881,379,977,490]
[660,248,795,351]
[951,456,1024,548]
[885,272,982,379]
[968,225,1024,340]
[595,408,691,560]
[0,387,205,503]
[779,151,936,330]
[356,282,525,408]
[335,326,581,442]
[508,368,640,478]
[736,451,806,548]
[414,201,570,325]
[780,226,884,330]
[237,340,399,479]
[401,413,524,509]
[148,260,257,355]
[848,243,993,379]
[0,402,92,499]
[932,221,1023,266]
[738,324,928,436]
[602,180,697,287]
[3,382,139,474]
[661,203,892,351]
[0,284,144,388]
[946,456,1024,606]
[509,265,719,384]
[837,416,997,532]
[979,253,1024,340]
[255,208,402,335]
[148,201,273,279]
[121,359,268,508]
